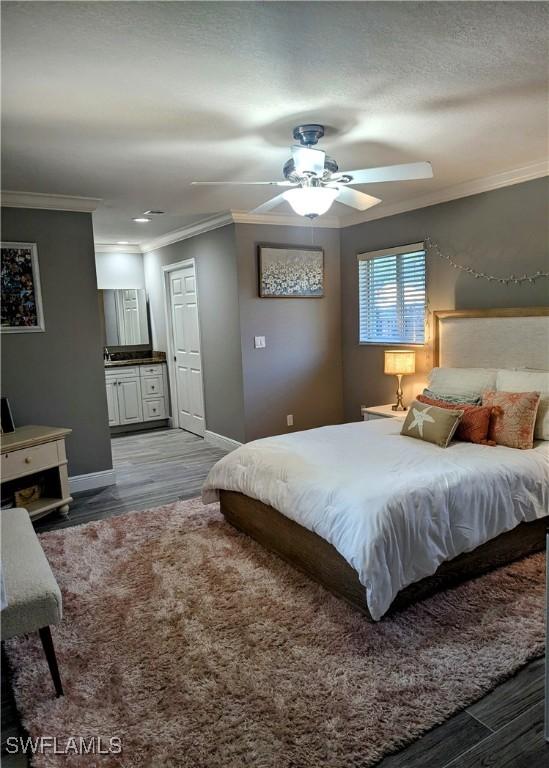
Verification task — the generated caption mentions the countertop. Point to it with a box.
[104,357,166,368]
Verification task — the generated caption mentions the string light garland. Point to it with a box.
[425,236,549,285]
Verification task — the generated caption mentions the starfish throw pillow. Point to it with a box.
[401,400,464,448]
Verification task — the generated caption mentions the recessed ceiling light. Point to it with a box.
[117,241,130,245]
[132,217,151,223]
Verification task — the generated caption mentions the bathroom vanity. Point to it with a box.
[105,360,168,427]
[99,288,170,431]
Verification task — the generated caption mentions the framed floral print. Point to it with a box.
[258,245,324,298]
[1,242,45,332]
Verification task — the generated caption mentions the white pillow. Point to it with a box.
[496,369,549,440]
[428,367,498,401]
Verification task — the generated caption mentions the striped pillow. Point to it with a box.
[422,388,481,406]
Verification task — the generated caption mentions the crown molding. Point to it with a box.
[140,212,233,253]
[230,209,340,228]
[339,160,549,228]
[92,160,548,253]
[1,190,102,212]
[94,243,143,254]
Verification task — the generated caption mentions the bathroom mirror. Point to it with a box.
[99,288,150,346]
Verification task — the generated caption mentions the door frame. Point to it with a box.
[162,258,207,434]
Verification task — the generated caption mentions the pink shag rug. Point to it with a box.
[5,498,545,768]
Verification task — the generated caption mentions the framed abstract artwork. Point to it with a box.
[1,242,45,332]
[258,245,324,298]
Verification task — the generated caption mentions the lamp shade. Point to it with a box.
[384,350,416,375]
[282,187,338,218]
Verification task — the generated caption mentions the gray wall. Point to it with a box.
[341,177,549,421]
[143,224,246,443]
[235,223,343,441]
[1,207,112,475]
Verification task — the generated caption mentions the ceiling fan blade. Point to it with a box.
[334,186,382,211]
[337,161,433,185]
[291,145,325,176]
[191,180,294,186]
[250,193,288,214]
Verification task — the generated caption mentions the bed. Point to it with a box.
[202,307,549,620]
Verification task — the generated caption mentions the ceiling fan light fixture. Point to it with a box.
[282,186,338,218]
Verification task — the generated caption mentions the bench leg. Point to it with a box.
[38,626,64,697]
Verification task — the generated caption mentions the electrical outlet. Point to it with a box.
[254,336,266,349]
[286,414,294,427]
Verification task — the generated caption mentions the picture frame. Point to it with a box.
[258,244,324,298]
[1,241,45,332]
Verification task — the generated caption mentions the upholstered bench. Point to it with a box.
[1,507,64,697]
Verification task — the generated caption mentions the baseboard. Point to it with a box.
[204,430,242,452]
[69,469,117,493]
[110,420,169,435]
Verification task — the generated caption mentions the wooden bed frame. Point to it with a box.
[219,307,549,620]
[220,491,547,620]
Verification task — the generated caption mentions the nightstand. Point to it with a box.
[1,425,72,521]
[361,404,408,422]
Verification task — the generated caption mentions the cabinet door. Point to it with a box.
[117,378,143,424]
[105,380,120,426]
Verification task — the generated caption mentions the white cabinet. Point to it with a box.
[105,363,168,428]
[105,373,143,426]
[105,380,120,426]
[117,378,143,424]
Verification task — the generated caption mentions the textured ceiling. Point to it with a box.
[2,2,548,243]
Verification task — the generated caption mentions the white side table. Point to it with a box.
[361,404,408,422]
[1,425,72,521]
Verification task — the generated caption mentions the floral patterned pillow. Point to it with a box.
[481,390,541,449]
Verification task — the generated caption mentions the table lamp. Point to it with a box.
[384,350,416,411]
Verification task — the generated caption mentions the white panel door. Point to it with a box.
[105,380,120,426]
[169,264,205,436]
[117,378,144,425]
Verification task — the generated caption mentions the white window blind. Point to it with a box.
[358,243,426,344]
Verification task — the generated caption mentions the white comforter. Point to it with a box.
[202,419,549,619]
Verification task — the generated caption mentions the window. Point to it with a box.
[358,242,426,345]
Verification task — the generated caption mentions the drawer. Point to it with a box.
[105,366,138,379]
[2,441,60,482]
[141,375,164,398]
[142,398,167,421]
[139,364,164,376]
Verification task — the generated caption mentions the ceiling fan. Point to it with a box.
[192,124,433,219]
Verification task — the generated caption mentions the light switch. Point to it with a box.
[254,336,266,349]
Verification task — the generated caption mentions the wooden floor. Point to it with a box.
[1,428,547,767]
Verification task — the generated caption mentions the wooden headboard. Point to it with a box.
[433,307,549,369]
